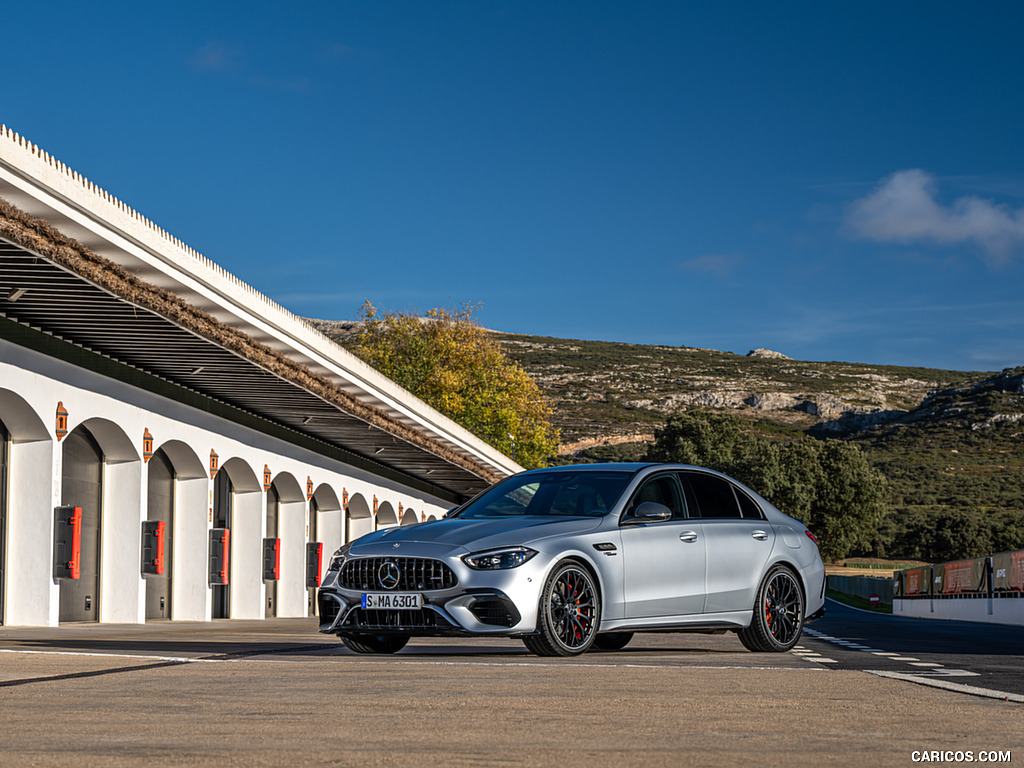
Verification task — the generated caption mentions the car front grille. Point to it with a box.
[339,557,458,591]
[342,608,454,631]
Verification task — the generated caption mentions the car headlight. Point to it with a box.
[327,544,351,572]
[462,546,538,570]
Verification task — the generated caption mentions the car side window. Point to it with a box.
[735,488,765,520]
[624,474,686,520]
[681,472,742,519]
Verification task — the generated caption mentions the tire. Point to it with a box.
[529,561,601,657]
[737,565,805,652]
[592,632,633,651]
[340,634,409,654]
[521,636,545,655]
[734,628,762,652]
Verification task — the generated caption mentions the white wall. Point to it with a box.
[894,598,1024,626]
[0,339,454,627]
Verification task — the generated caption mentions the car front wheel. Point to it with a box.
[737,565,804,652]
[528,562,600,657]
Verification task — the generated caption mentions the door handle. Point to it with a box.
[751,530,769,541]
[679,531,699,543]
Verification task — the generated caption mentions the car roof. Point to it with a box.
[523,463,654,474]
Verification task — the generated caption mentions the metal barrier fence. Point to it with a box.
[893,549,1024,600]
[827,574,893,604]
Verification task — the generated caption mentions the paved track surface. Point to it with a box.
[0,611,1020,767]
[801,599,1024,699]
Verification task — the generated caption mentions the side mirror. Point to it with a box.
[625,501,672,524]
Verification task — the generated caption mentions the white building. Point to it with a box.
[0,127,520,627]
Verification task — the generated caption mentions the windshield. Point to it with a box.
[455,471,633,519]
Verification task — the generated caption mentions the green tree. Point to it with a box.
[644,410,888,562]
[930,510,994,561]
[352,302,559,469]
[643,410,746,468]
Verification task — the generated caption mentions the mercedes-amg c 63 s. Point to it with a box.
[317,463,825,656]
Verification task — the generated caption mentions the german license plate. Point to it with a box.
[362,593,422,609]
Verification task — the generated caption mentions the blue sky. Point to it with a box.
[5,2,1024,371]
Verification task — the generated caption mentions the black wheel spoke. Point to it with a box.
[546,566,598,650]
[763,571,802,644]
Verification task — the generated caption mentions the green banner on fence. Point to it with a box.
[993,550,1024,591]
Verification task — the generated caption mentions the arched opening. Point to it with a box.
[60,426,103,622]
[215,458,261,620]
[400,507,419,526]
[73,417,140,625]
[145,448,174,620]
[375,501,397,530]
[0,389,51,627]
[212,468,233,619]
[152,440,206,622]
[265,483,280,618]
[268,473,304,618]
[346,493,373,541]
[311,484,342,616]
[307,494,318,615]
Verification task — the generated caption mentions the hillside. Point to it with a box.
[311,319,1023,559]
[489,332,981,445]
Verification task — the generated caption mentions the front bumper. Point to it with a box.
[317,552,547,637]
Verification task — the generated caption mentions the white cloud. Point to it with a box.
[679,252,745,278]
[189,42,244,73]
[845,169,1024,263]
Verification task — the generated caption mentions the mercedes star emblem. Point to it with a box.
[378,560,401,590]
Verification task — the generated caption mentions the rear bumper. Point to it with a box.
[805,605,826,623]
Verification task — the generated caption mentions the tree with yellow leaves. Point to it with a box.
[352,302,559,469]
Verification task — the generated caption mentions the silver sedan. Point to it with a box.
[317,463,826,656]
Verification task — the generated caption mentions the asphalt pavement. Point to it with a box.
[0,609,1020,767]
[800,598,1024,699]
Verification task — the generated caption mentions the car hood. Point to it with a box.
[348,516,604,554]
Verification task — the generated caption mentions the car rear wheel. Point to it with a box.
[529,562,601,657]
[340,634,409,654]
[592,632,633,651]
[737,565,804,652]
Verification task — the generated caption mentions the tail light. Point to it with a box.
[805,530,818,547]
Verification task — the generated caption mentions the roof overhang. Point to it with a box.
[0,127,522,500]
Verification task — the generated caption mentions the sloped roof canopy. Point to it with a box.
[0,129,520,501]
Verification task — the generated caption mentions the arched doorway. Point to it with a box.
[0,418,8,624]
[307,494,318,615]
[265,482,280,618]
[60,426,103,622]
[212,468,233,619]
[346,493,373,541]
[376,501,397,530]
[145,448,174,620]
[400,507,418,526]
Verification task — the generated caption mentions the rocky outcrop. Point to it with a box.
[747,348,791,360]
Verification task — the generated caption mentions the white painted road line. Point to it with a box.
[866,670,1021,703]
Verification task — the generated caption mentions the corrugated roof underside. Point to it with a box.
[0,239,493,497]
